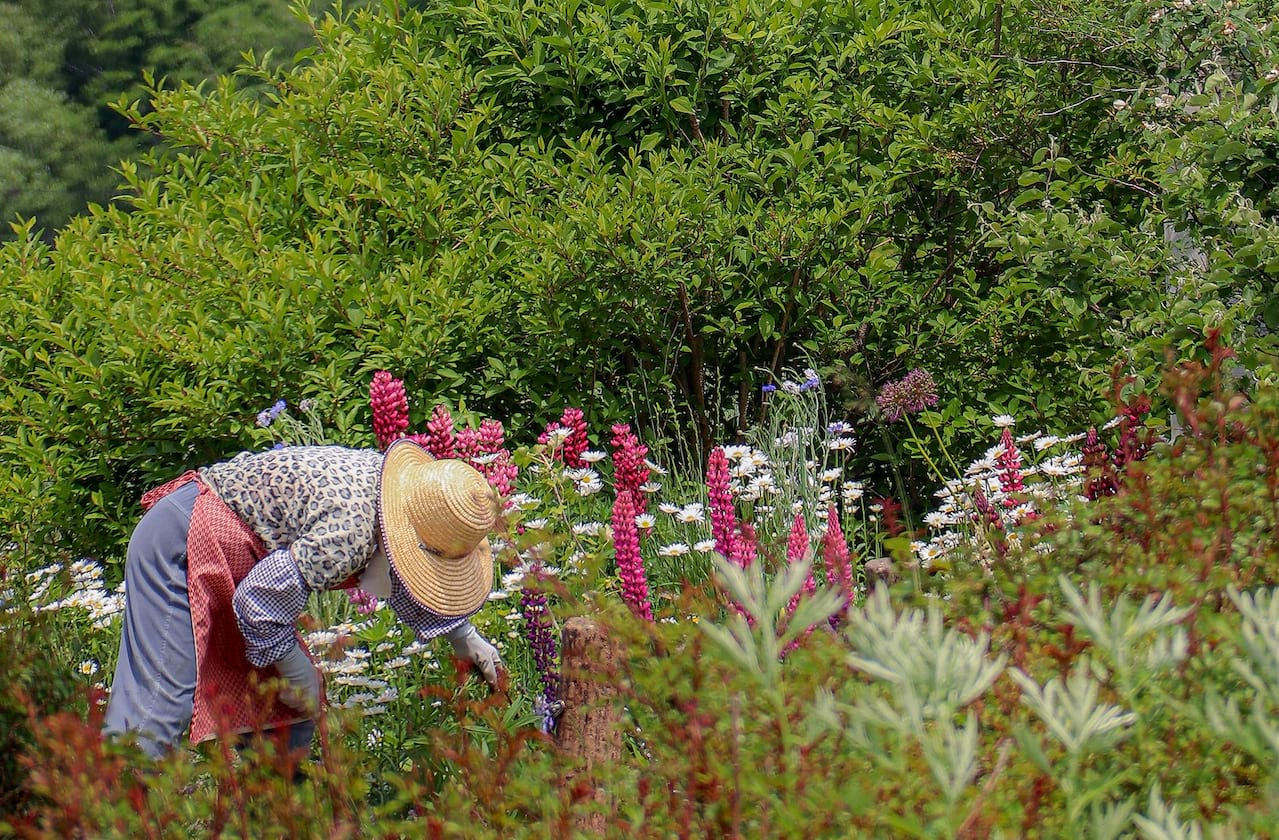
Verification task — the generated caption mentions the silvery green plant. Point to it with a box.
[824,586,1005,830]
[700,554,845,767]
[1058,575,1191,693]
[1201,588,1279,790]
[701,554,843,690]
[845,585,1006,725]
[1011,659,1137,828]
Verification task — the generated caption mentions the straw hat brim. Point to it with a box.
[379,441,494,617]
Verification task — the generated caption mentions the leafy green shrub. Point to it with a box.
[8,0,1277,566]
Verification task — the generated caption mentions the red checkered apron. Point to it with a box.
[141,472,318,743]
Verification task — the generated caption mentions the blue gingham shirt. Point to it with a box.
[233,547,470,668]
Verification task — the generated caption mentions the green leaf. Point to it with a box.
[668,96,694,114]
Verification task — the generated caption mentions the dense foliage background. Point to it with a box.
[1,0,1277,566]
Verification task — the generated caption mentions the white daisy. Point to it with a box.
[639,481,662,494]
[722,444,752,461]
[658,502,681,515]
[820,467,843,483]
[78,660,98,676]
[635,513,657,529]
[676,504,706,523]
[827,437,856,452]
[992,414,1016,428]
[657,543,690,557]
[572,521,605,536]
[644,459,669,475]
[580,450,607,463]
[693,540,717,553]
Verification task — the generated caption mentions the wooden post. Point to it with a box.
[555,617,622,832]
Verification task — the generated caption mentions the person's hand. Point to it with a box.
[446,622,503,688]
[275,644,322,714]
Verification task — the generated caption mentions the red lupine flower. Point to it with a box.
[609,423,651,514]
[483,450,519,500]
[729,521,757,569]
[997,427,1025,502]
[1082,426,1118,500]
[560,407,590,468]
[369,371,409,450]
[423,404,457,459]
[611,489,653,621]
[706,446,737,559]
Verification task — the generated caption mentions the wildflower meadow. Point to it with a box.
[3,0,1279,837]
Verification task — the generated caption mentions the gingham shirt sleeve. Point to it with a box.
[387,573,472,642]
[231,549,311,668]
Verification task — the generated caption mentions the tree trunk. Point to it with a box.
[555,617,622,833]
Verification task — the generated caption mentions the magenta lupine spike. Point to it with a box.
[559,407,589,469]
[706,446,738,559]
[996,427,1025,503]
[822,508,854,600]
[611,489,653,621]
[346,586,379,615]
[972,486,1004,529]
[609,423,651,515]
[1082,426,1118,500]
[729,521,758,569]
[822,507,855,629]
[369,371,409,450]
[783,515,817,657]
[424,405,456,459]
[455,427,482,462]
[786,513,809,565]
[478,418,506,453]
[519,569,560,704]
[483,450,518,500]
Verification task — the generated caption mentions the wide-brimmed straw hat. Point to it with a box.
[378,440,498,616]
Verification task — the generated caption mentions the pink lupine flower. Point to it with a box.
[783,514,817,656]
[346,587,379,615]
[484,450,519,500]
[455,427,482,462]
[423,405,457,459]
[611,489,652,621]
[706,446,738,559]
[996,427,1025,502]
[729,521,758,569]
[609,423,651,514]
[822,508,854,626]
[369,371,409,450]
[478,418,506,454]
[559,407,589,468]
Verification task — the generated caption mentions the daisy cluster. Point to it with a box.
[910,415,1093,570]
[23,558,125,630]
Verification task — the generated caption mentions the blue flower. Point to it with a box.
[761,384,777,393]
[256,399,288,428]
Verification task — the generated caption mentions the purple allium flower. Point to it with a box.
[875,369,939,422]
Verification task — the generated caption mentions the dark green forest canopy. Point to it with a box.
[0,0,1276,564]
[0,0,355,235]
